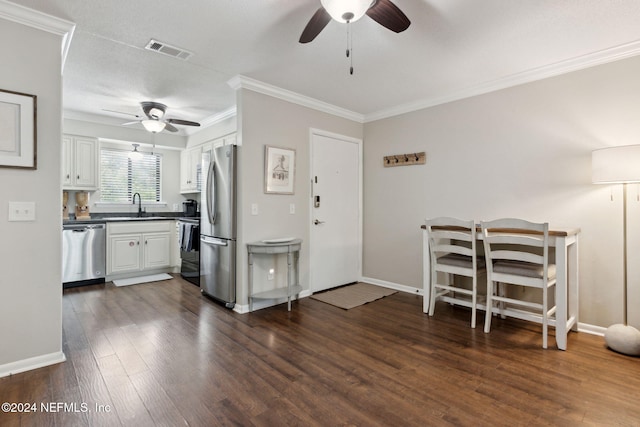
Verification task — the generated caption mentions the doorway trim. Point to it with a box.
[308,128,363,293]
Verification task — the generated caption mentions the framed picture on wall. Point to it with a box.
[264,145,296,194]
[0,88,37,169]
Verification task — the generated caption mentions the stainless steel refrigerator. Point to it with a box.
[200,144,237,308]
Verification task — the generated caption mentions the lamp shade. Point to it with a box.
[592,145,640,184]
[320,0,372,23]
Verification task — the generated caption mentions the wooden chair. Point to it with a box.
[425,217,485,328]
[480,218,557,348]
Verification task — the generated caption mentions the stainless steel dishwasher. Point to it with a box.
[62,223,106,288]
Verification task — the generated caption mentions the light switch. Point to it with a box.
[251,203,258,215]
[8,201,36,221]
[289,203,295,214]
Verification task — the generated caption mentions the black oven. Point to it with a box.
[177,218,200,285]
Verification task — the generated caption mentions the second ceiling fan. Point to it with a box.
[299,0,411,44]
[123,102,200,133]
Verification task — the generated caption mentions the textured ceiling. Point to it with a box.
[8,0,640,130]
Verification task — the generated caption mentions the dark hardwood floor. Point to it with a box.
[1,275,638,426]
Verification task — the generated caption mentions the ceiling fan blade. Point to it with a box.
[164,123,179,133]
[103,109,141,118]
[122,120,141,126]
[366,0,411,33]
[299,7,331,43]
[166,118,200,127]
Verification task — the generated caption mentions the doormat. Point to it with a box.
[310,283,397,310]
[113,273,173,287]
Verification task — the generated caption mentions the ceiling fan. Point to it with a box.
[120,101,200,133]
[299,0,411,44]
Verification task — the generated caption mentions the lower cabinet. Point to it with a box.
[109,234,143,273]
[107,221,173,279]
[144,232,172,269]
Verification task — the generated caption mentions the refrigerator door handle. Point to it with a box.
[206,159,217,224]
[201,236,228,247]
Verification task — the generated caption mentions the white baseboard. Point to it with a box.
[234,289,313,314]
[0,351,66,378]
[360,276,424,296]
[577,323,606,336]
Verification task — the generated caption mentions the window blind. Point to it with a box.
[100,148,162,202]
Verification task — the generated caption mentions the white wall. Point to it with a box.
[0,18,66,372]
[363,54,640,329]
[236,89,363,307]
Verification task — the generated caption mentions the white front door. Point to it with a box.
[310,130,362,292]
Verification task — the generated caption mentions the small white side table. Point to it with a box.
[247,239,302,312]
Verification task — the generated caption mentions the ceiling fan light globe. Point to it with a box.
[321,0,372,23]
[129,143,143,159]
[142,119,166,133]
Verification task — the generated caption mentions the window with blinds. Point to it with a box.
[100,148,162,202]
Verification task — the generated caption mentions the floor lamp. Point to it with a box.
[592,145,640,356]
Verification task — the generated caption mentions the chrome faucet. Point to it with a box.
[132,192,143,217]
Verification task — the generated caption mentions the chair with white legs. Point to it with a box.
[425,217,485,328]
[480,218,557,349]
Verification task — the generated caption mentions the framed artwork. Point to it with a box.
[264,145,296,194]
[0,88,37,169]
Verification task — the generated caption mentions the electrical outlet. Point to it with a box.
[173,203,180,212]
[268,268,275,280]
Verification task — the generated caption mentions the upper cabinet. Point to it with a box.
[62,135,98,190]
[180,145,202,194]
[180,133,237,194]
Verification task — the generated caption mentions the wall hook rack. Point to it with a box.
[383,152,426,167]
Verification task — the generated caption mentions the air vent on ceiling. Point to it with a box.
[144,39,193,60]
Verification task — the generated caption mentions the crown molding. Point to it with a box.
[228,75,364,123]
[0,0,75,70]
[365,38,640,122]
[228,38,640,125]
[187,106,237,135]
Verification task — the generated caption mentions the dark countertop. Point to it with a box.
[63,213,198,226]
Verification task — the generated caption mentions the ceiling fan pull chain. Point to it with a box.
[350,27,354,75]
[346,20,350,58]
[347,21,354,75]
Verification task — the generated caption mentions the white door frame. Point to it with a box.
[308,128,363,292]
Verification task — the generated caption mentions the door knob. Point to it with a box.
[314,219,325,225]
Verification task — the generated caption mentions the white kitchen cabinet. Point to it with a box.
[172,221,182,268]
[180,145,202,193]
[223,134,236,146]
[109,233,142,274]
[107,221,173,279]
[143,232,172,269]
[62,136,73,187]
[62,134,98,190]
[180,133,236,194]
